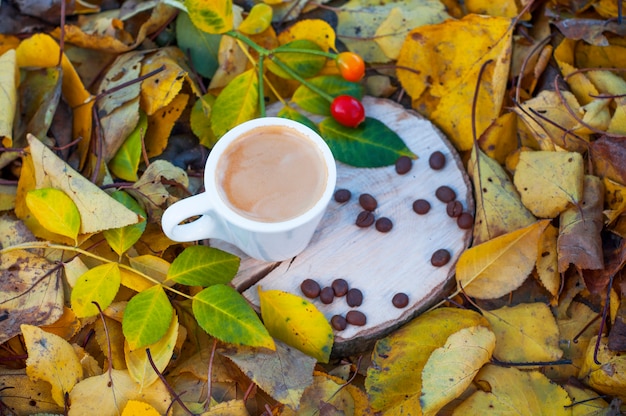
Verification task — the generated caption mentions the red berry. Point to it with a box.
[336,52,365,82]
[330,95,365,128]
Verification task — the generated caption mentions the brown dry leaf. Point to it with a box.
[608,289,626,351]
[456,220,550,299]
[26,134,141,233]
[397,14,513,151]
[220,339,315,410]
[554,19,626,46]
[50,2,177,53]
[96,51,142,162]
[68,369,171,415]
[469,145,536,245]
[558,175,605,272]
[128,160,189,221]
[0,250,63,344]
[590,136,626,185]
[0,368,64,414]
[40,306,81,340]
[452,365,571,415]
[483,303,563,363]
[536,223,560,301]
[579,336,626,401]
[22,324,83,407]
[513,150,584,218]
[95,315,126,370]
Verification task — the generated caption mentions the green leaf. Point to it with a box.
[319,117,415,167]
[185,0,233,34]
[25,188,80,243]
[276,106,319,133]
[176,12,221,78]
[211,69,259,138]
[190,93,217,148]
[109,111,147,182]
[292,75,363,116]
[266,40,327,80]
[238,3,272,35]
[167,245,240,287]
[103,191,147,256]
[71,263,121,318]
[122,285,174,350]
[259,289,333,363]
[192,284,275,349]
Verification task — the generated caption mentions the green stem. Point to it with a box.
[1,242,193,300]
[258,56,266,117]
[269,56,335,102]
[272,46,337,60]
[225,29,335,104]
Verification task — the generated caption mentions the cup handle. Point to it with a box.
[162,193,226,243]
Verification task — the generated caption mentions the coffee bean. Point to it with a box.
[431,249,451,267]
[346,288,363,307]
[331,315,347,331]
[320,287,334,304]
[300,279,321,298]
[332,278,349,297]
[395,156,413,174]
[392,293,409,308]
[346,310,367,326]
[375,217,393,233]
[435,186,456,203]
[412,199,431,215]
[334,188,351,203]
[359,193,377,211]
[355,211,375,227]
[446,200,463,218]
[429,151,446,170]
[457,212,474,229]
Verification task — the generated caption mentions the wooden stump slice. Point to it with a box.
[223,97,474,357]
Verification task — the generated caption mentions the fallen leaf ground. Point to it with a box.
[1,0,626,415]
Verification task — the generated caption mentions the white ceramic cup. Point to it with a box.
[161,117,337,262]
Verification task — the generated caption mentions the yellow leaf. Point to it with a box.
[238,3,272,35]
[122,255,171,292]
[365,307,489,413]
[421,326,495,416]
[26,134,141,233]
[25,188,81,243]
[579,336,626,401]
[277,19,336,52]
[71,263,121,318]
[553,39,600,106]
[186,0,234,34]
[202,400,250,415]
[95,316,126,370]
[456,220,550,299]
[125,314,179,388]
[397,14,512,151]
[562,384,611,416]
[140,48,188,116]
[145,93,189,158]
[466,0,529,18]
[0,49,17,147]
[0,368,63,414]
[259,289,333,363]
[513,150,584,218]
[452,365,571,415]
[40,307,81,340]
[536,223,560,301]
[514,90,590,152]
[121,400,161,416]
[21,324,83,407]
[68,369,171,415]
[469,145,536,245]
[477,111,519,164]
[483,303,563,363]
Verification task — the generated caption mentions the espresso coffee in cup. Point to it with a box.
[216,125,328,223]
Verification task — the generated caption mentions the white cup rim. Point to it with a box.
[204,117,337,233]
